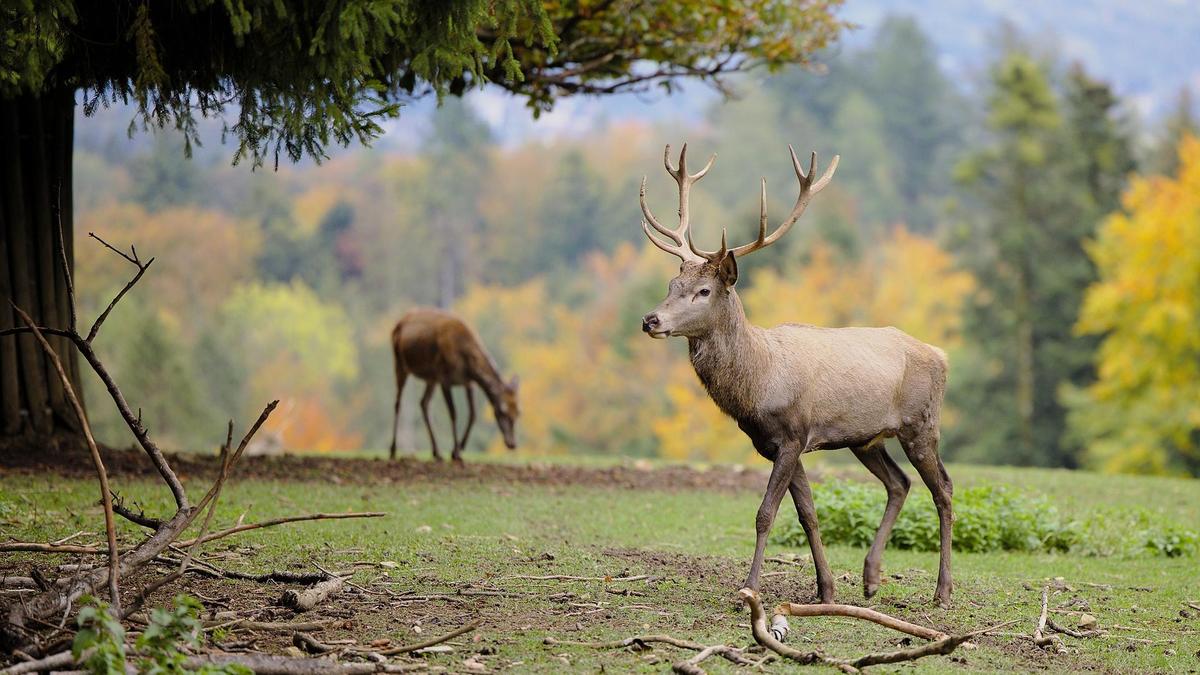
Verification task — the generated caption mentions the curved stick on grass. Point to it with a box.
[740,589,853,672]
[774,602,949,641]
[671,644,745,674]
[373,618,482,655]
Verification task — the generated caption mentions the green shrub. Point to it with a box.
[772,479,1195,557]
[71,595,251,675]
[1143,522,1199,558]
[771,480,1082,555]
[72,597,127,674]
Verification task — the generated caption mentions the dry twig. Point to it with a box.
[280,576,347,613]
[11,305,120,614]
[176,512,386,548]
[774,602,948,641]
[1033,584,1068,654]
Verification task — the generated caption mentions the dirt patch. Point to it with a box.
[0,435,779,493]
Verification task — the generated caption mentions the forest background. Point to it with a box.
[71,11,1200,475]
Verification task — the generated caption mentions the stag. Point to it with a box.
[389,308,519,462]
[639,145,954,607]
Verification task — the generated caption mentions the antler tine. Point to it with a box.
[687,225,727,262]
[641,143,716,262]
[726,145,840,258]
[640,176,680,244]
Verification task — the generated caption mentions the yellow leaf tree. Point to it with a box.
[1068,135,1200,475]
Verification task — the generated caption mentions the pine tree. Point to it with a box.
[953,51,1063,466]
[953,54,1135,467]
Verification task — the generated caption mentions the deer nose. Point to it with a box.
[642,313,660,333]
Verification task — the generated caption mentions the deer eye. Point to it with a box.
[698,288,711,297]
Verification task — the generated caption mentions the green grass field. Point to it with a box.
[2,458,1198,673]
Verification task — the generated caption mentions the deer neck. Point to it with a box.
[687,291,769,420]
[470,350,507,406]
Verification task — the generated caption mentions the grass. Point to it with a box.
[2,458,1198,673]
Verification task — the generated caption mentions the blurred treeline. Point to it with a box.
[73,17,1200,475]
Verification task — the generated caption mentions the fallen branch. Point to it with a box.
[740,589,850,672]
[671,644,747,675]
[0,649,76,674]
[279,576,346,613]
[774,602,949,641]
[154,555,335,584]
[176,512,386,548]
[1033,584,1067,654]
[0,543,103,554]
[111,495,163,531]
[1186,601,1200,612]
[374,618,482,656]
[844,619,1017,669]
[183,653,434,674]
[293,631,337,654]
[502,574,648,582]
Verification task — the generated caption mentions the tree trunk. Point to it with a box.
[0,88,83,440]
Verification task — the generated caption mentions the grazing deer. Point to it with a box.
[389,308,519,462]
[639,145,954,607]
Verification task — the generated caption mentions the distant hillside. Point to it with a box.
[844,0,1199,117]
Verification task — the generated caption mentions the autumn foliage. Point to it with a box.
[1067,136,1200,474]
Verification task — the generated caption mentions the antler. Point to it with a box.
[640,143,716,263]
[687,145,839,262]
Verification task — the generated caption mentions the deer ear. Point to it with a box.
[718,252,738,287]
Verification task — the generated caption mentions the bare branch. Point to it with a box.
[11,304,119,614]
[87,232,141,267]
[111,494,163,530]
[373,618,481,656]
[774,602,948,641]
[174,512,385,549]
[72,336,187,511]
[1034,584,1068,653]
[53,181,75,332]
[279,576,346,613]
[85,258,153,343]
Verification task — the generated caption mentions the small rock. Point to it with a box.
[379,560,399,569]
[1079,614,1098,629]
[284,647,306,659]
[1164,649,1176,656]
[369,638,390,648]
[415,525,432,533]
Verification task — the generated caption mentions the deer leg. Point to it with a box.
[788,460,836,603]
[460,384,476,450]
[389,371,407,460]
[900,431,953,608]
[441,384,461,463]
[850,443,910,599]
[744,446,799,592]
[419,382,441,462]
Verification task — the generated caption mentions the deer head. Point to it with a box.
[640,143,838,339]
[494,375,520,449]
